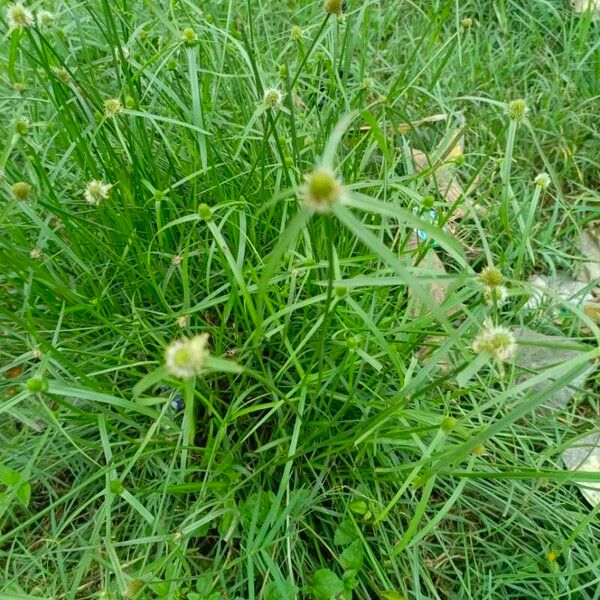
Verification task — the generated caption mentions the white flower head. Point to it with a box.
[303,167,345,213]
[104,97,123,117]
[29,247,42,260]
[165,333,209,378]
[113,46,130,61]
[534,172,551,190]
[36,9,54,29]
[84,180,112,205]
[263,87,283,110]
[7,3,34,30]
[505,99,529,122]
[483,284,507,307]
[473,321,515,363]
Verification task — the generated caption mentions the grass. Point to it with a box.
[1,0,599,598]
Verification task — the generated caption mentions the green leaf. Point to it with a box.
[309,569,345,600]
[339,540,363,571]
[0,464,21,487]
[16,481,31,507]
[380,593,405,600]
[263,580,299,600]
[334,519,358,546]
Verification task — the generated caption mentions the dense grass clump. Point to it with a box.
[1,1,599,598]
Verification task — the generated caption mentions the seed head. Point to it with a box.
[181,27,197,45]
[165,333,210,379]
[53,67,70,83]
[15,117,29,135]
[36,9,54,29]
[478,265,503,288]
[472,322,516,363]
[6,3,34,30]
[198,203,212,221]
[11,181,33,201]
[534,172,551,190]
[483,284,507,307]
[472,443,486,456]
[461,17,474,29]
[290,25,303,41]
[26,377,47,393]
[303,167,344,212]
[506,99,529,122]
[360,77,375,90]
[104,97,123,117]
[84,180,112,205]
[324,0,343,15]
[263,87,283,110]
[29,247,42,260]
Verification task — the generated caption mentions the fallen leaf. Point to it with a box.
[570,0,600,12]
[526,273,600,324]
[579,220,600,283]
[562,432,600,508]
[509,327,595,410]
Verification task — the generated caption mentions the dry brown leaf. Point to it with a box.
[412,148,466,205]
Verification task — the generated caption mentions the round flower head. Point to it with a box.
[181,27,197,45]
[324,0,343,15]
[290,25,303,41]
[165,333,209,379]
[113,46,130,61]
[84,180,112,205]
[483,284,507,307]
[263,87,283,110]
[473,322,516,363]
[6,3,34,30]
[534,172,551,190]
[15,117,29,135]
[104,97,123,117]
[53,67,70,84]
[303,167,344,212]
[461,17,474,29]
[506,99,529,122]
[29,247,42,260]
[36,9,54,29]
[11,181,33,201]
[478,265,503,288]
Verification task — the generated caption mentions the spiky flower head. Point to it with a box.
[181,27,197,45]
[84,180,112,205]
[290,25,303,41]
[165,333,209,379]
[15,117,29,135]
[303,167,344,213]
[53,67,70,83]
[360,77,375,90]
[506,99,529,122]
[263,87,283,110]
[11,181,33,201]
[472,322,516,363]
[483,284,507,307]
[36,9,54,29]
[104,97,123,118]
[6,3,34,30]
[324,0,343,15]
[478,265,503,288]
[534,172,551,190]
